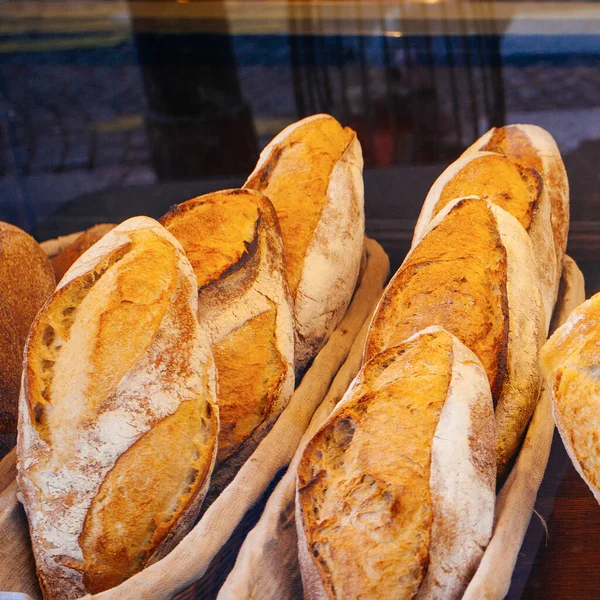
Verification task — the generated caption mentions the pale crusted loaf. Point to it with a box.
[161,189,294,494]
[366,198,545,477]
[17,216,219,600]
[244,114,365,370]
[540,273,600,504]
[296,327,496,600]
[0,222,55,458]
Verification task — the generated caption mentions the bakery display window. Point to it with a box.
[1,1,600,598]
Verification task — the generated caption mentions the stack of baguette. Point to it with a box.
[296,124,571,598]
[3,119,583,600]
[10,114,367,599]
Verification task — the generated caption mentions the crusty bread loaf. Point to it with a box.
[51,223,116,282]
[0,222,55,458]
[17,217,219,600]
[0,306,22,459]
[467,124,569,268]
[464,125,568,326]
[297,327,496,600]
[540,267,600,504]
[366,198,545,477]
[414,125,568,330]
[244,114,365,370]
[161,189,294,491]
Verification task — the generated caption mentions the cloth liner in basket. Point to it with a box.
[0,237,390,600]
[218,255,585,600]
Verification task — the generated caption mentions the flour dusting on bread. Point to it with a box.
[18,217,218,599]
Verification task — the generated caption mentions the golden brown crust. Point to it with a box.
[420,332,496,599]
[244,115,365,370]
[244,116,355,295]
[480,125,569,269]
[80,397,217,593]
[0,222,55,457]
[161,194,260,291]
[365,199,509,401]
[162,190,295,485]
[17,217,218,600]
[433,154,542,232]
[51,224,116,282]
[0,305,21,456]
[481,127,544,175]
[298,331,454,599]
[399,196,544,475]
[212,307,286,463]
[489,203,545,478]
[540,290,600,500]
[0,222,56,343]
[297,327,496,599]
[418,126,564,332]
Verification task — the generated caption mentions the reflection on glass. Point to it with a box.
[0,0,598,232]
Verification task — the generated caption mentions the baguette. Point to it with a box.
[466,124,569,271]
[414,125,568,329]
[540,285,600,503]
[468,125,568,325]
[366,198,545,477]
[0,222,55,458]
[296,327,496,599]
[51,223,116,282]
[161,189,294,491]
[17,216,219,599]
[244,114,365,369]
[464,255,585,600]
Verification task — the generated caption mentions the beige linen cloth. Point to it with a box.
[0,238,389,600]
